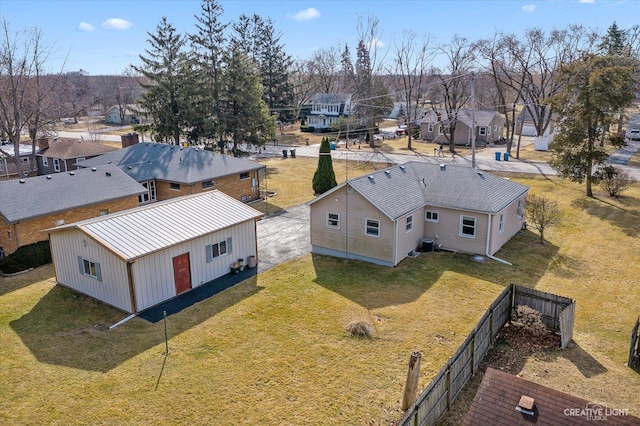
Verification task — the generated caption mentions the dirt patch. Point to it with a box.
[437,323,561,425]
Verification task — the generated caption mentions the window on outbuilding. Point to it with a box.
[206,237,233,262]
[366,219,380,237]
[326,212,340,229]
[77,256,102,281]
[499,213,504,234]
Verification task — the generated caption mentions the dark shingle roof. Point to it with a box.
[344,162,528,220]
[37,138,117,159]
[76,142,265,184]
[310,93,351,104]
[421,109,503,127]
[464,368,639,425]
[0,165,146,223]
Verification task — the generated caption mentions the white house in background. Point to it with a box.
[308,162,529,267]
[306,93,352,131]
[515,107,555,137]
[104,104,141,125]
[47,190,263,314]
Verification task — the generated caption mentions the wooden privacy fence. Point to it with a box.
[399,284,575,426]
[629,317,640,369]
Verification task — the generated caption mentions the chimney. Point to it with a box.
[37,137,49,151]
[121,132,139,148]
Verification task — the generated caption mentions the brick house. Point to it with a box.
[0,165,145,255]
[77,136,265,204]
[35,137,117,175]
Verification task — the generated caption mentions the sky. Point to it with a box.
[1,0,639,75]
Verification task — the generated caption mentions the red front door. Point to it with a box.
[172,253,192,295]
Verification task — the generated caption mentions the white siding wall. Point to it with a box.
[131,220,257,312]
[50,229,132,312]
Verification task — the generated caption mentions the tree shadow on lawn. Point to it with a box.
[10,276,262,372]
[572,196,640,238]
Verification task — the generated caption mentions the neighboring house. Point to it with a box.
[104,104,141,125]
[47,191,263,314]
[515,107,555,137]
[35,137,117,175]
[306,93,352,131]
[421,110,505,146]
[0,165,145,255]
[0,142,35,180]
[77,138,265,204]
[464,368,639,425]
[308,162,529,267]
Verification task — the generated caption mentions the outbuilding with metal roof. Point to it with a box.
[47,190,263,314]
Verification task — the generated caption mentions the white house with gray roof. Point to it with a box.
[308,162,529,266]
[306,93,352,131]
[47,190,263,314]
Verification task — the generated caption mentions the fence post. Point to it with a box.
[446,364,452,410]
[489,308,494,345]
[401,351,422,411]
[471,331,476,375]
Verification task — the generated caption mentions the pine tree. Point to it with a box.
[219,44,275,155]
[133,17,189,145]
[599,21,627,55]
[188,0,228,144]
[312,138,337,194]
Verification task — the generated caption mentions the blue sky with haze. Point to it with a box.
[2,0,638,75]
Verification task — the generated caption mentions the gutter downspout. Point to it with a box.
[485,213,512,265]
[126,260,138,314]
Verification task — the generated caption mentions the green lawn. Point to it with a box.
[1,170,639,424]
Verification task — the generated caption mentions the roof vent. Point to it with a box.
[367,176,375,182]
[19,179,25,183]
[91,167,97,171]
[439,164,446,170]
[46,175,52,179]
[69,171,75,176]
[128,165,133,169]
[399,165,405,171]
[105,171,111,177]
[477,171,484,177]
[384,170,391,177]
[422,178,426,187]
[516,395,535,416]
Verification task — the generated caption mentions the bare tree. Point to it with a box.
[0,20,63,178]
[392,30,435,150]
[309,45,342,93]
[525,193,562,244]
[431,35,476,155]
[289,58,318,126]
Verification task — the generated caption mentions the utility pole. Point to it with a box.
[471,72,476,169]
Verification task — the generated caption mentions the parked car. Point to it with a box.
[63,118,78,125]
[395,125,408,136]
[626,128,640,141]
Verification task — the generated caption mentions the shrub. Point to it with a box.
[346,320,373,338]
[512,305,548,336]
[312,138,337,194]
[5,241,51,271]
[598,165,635,197]
[0,256,27,274]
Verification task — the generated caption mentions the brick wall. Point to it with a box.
[0,195,140,255]
[154,170,260,203]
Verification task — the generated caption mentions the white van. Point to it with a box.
[625,127,640,141]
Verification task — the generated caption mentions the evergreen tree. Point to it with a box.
[188,0,228,144]
[599,21,627,55]
[312,138,337,194]
[549,54,637,196]
[133,17,188,144]
[219,44,275,155]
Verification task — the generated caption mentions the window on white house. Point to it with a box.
[460,215,477,238]
[78,256,102,281]
[206,237,233,262]
[53,158,60,172]
[366,219,380,237]
[406,215,413,232]
[327,212,340,229]
[479,127,487,136]
[170,182,181,191]
[499,213,504,234]
[240,172,250,180]
[42,157,48,167]
[425,210,439,222]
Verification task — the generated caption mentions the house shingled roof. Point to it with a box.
[37,138,118,159]
[331,162,529,220]
[464,368,639,425]
[76,142,265,184]
[0,165,146,223]
[310,93,352,105]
